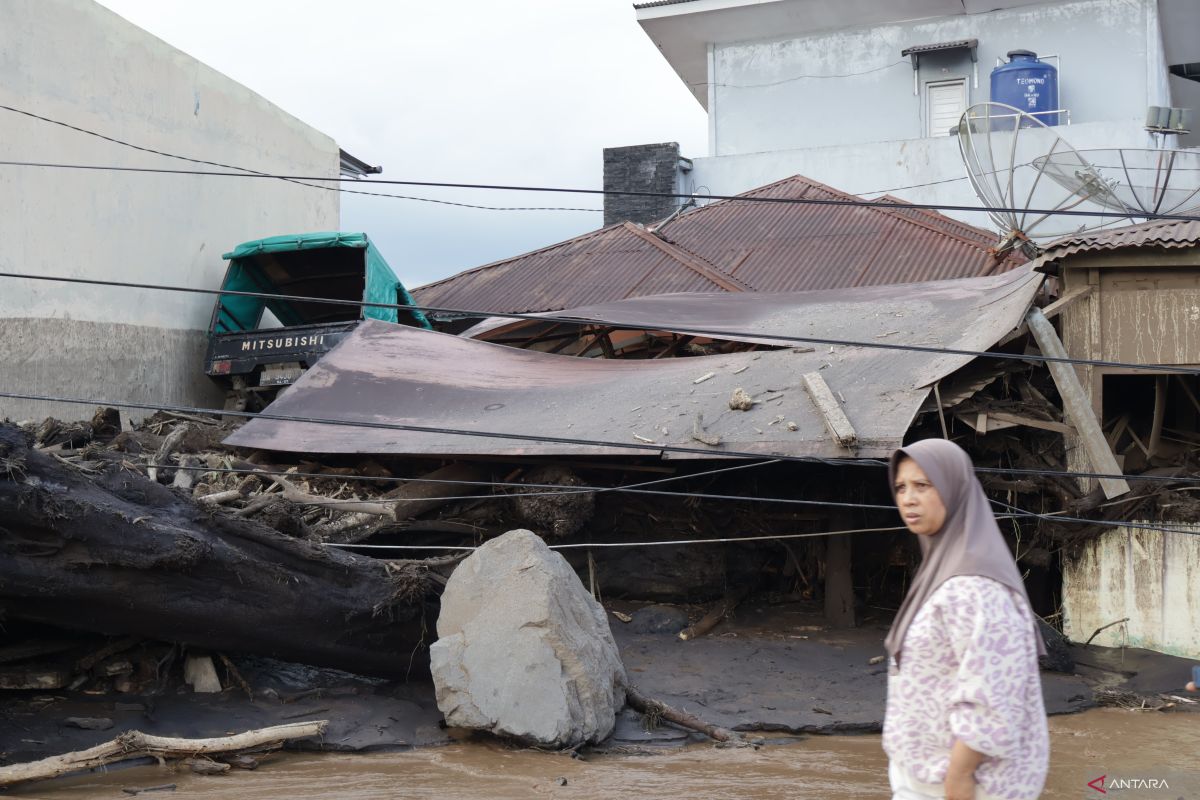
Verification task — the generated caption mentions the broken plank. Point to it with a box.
[801,372,857,448]
[987,411,1075,435]
[998,285,1093,346]
[1025,308,1129,498]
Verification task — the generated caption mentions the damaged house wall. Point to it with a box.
[0,0,341,423]
[1050,223,1200,658]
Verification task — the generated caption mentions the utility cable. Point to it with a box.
[10,388,1200,488]
[0,389,871,469]
[326,525,911,552]
[6,269,1200,378]
[0,159,1193,223]
[144,459,1200,532]
[0,105,600,213]
[148,460,896,511]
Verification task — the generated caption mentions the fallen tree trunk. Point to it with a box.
[624,685,741,743]
[0,721,326,788]
[0,425,432,677]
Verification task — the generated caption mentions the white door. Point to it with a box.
[927,79,967,136]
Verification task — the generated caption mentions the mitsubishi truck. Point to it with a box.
[205,231,430,410]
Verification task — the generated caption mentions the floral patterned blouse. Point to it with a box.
[883,575,1049,800]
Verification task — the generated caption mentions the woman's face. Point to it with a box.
[893,457,947,536]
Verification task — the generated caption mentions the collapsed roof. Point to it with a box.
[225,266,1043,460]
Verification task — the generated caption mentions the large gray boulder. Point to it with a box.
[430,529,627,747]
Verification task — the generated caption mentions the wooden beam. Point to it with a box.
[801,372,857,448]
[998,285,1093,346]
[1026,308,1130,498]
[823,532,856,628]
[1148,375,1168,458]
[987,411,1075,435]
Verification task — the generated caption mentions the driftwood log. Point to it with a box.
[0,721,326,788]
[624,685,741,743]
[0,425,431,676]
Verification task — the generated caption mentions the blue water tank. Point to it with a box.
[990,50,1059,126]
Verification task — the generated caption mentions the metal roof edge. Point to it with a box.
[412,223,627,294]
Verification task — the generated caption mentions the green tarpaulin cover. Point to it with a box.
[214,232,429,332]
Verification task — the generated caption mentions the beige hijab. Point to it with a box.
[883,438,1046,661]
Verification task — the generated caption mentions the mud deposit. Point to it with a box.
[14,709,1200,799]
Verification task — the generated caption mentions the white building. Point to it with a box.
[0,0,349,421]
[631,0,1199,224]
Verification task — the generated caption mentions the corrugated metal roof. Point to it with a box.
[633,0,700,8]
[227,266,1044,459]
[1032,218,1200,269]
[415,222,736,315]
[660,176,1021,291]
[414,174,1021,314]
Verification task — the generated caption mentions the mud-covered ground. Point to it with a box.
[4,599,1194,772]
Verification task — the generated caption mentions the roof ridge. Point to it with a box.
[412,223,622,293]
[677,173,1003,258]
[874,194,999,243]
[623,222,754,292]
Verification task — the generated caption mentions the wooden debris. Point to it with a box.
[692,372,715,385]
[185,757,232,775]
[801,372,857,447]
[0,427,431,676]
[680,588,750,641]
[0,722,326,788]
[269,473,394,518]
[0,666,70,690]
[624,685,740,744]
[1026,308,1129,499]
[146,424,190,483]
[183,654,223,694]
[171,455,202,490]
[691,414,720,447]
[121,784,177,796]
[76,636,141,673]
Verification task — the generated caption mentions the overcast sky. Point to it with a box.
[96,0,707,288]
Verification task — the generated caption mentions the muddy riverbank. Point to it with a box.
[4,600,1195,774]
[12,709,1200,799]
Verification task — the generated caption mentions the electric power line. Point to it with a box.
[0,105,601,214]
[5,269,1200,379]
[0,159,1192,223]
[9,388,1200,489]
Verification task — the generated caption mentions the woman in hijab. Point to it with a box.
[883,439,1049,800]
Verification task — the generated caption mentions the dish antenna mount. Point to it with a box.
[957,102,1129,256]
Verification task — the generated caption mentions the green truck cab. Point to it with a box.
[205,232,429,410]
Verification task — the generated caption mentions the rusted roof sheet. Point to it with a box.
[413,175,1022,315]
[413,222,739,315]
[1032,218,1200,269]
[662,176,1021,292]
[225,266,1043,460]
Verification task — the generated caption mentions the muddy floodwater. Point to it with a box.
[15,709,1200,799]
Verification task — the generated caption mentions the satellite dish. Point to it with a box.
[958,102,1131,254]
[1034,147,1200,219]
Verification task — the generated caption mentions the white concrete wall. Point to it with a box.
[709,0,1159,156]
[687,120,1152,237]
[0,0,340,421]
[1063,523,1200,659]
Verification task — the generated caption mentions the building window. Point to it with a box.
[927,79,967,137]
